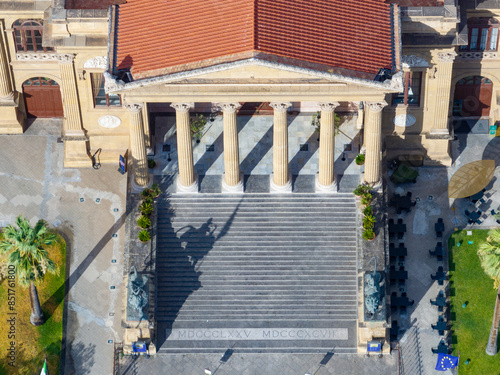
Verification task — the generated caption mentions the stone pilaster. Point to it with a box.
[270,102,291,192]
[431,51,457,135]
[364,101,387,186]
[57,54,90,167]
[0,22,23,133]
[217,102,243,193]
[171,103,197,193]
[126,103,150,188]
[57,54,85,137]
[316,102,340,192]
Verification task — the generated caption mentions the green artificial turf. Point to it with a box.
[449,230,500,375]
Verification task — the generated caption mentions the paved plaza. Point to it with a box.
[0,119,127,374]
[385,129,500,374]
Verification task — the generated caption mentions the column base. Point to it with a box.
[132,173,152,192]
[64,140,92,168]
[270,174,292,193]
[222,174,244,193]
[176,175,198,194]
[315,174,338,193]
[0,105,23,134]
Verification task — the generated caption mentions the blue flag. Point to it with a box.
[435,353,459,371]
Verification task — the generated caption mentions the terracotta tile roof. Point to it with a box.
[115,0,394,80]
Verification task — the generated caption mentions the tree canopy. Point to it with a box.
[0,216,57,286]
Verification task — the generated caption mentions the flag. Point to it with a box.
[435,353,459,371]
[40,359,48,375]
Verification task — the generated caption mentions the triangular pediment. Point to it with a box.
[106,59,402,96]
[163,64,344,83]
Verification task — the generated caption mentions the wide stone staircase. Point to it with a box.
[155,193,359,353]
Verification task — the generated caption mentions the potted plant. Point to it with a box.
[137,215,151,229]
[148,158,156,168]
[362,227,376,241]
[363,214,376,228]
[355,154,365,166]
[138,229,151,243]
[139,200,153,216]
[353,184,371,197]
[190,114,207,143]
[150,183,162,198]
[360,192,372,206]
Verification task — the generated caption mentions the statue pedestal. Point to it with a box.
[357,271,389,353]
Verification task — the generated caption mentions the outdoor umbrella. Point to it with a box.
[448,160,495,198]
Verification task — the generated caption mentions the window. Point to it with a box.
[91,73,121,107]
[392,71,422,106]
[461,18,499,51]
[13,20,54,53]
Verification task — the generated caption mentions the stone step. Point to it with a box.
[155,193,358,352]
[157,313,356,321]
[157,347,358,354]
[156,263,357,270]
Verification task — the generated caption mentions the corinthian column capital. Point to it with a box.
[170,103,193,113]
[270,102,291,113]
[124,103,144,113]
[319,102,340,113]
[215,102,242,113]
[366,101,388,113]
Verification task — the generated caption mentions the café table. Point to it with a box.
[390,245,407,257]
[396,195,412,210]
[391,295,413,307]
[431,267,446,285]
[389,223,407,234]
[468,210,481,223]
[435,222,445,233]
[390,269,408,281]
[470,190,484,203]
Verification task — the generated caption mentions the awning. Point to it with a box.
[448,160,495,198]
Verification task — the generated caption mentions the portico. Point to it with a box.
[120,95,391,192]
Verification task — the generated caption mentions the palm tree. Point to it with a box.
[0,216,57,326]
[477,229,500,355]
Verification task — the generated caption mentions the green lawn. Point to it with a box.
[449,229,500,375]
[0,234,66,375]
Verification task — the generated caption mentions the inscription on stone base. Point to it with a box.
[166,328,348,341]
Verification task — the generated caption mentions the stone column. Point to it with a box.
[364,101,388,186]
[316,102,340,192]
[0,22,23,133]
[431,51,457,135]
[125,103,150,188]
[217,102,243,192]
[171,103,197,192]
[57,54,85,137]
[270,102,291,192]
